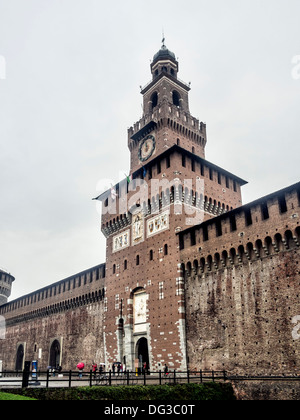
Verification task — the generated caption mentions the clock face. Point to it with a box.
[138,135,156,162]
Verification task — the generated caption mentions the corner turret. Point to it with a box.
[0,268,15,306]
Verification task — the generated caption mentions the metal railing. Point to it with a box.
[0,369,227,389]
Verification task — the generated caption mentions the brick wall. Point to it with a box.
[180,182,300,375]
[0,264,106,371]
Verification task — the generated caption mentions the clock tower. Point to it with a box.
[128,41,207,174]
[100,42,246,373]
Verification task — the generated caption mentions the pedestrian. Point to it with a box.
[92,362,98,378]
[164,364,169,377]
[77,362,85,379]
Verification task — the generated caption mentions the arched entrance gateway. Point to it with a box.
[136,337,150,374]
[49,339,61,368]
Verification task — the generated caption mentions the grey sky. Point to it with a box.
[0,0,299,300]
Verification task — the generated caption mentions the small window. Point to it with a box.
[182,155,186,167]
[149,250,153,261]
[216,220,222,237]
[124,260,128,270]
[261,202,269,220]
[245,208,253,226]
[166,156,170,168]
[157,161,161,174]
[190,231,196,246]
[191,159,195,172]
[233,180,237,192]
[203,225,209,241]
[179,234,184,250]
[136,255,140,266]
[113,264,116,274]
[230,214,237,232]
[164,244,168,256]
[278,195,287,214]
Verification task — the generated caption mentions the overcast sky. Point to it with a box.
[0,0,299,300]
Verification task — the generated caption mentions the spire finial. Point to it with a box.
[162,29,165,47]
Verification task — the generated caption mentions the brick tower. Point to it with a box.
[0,269,14,306]
[100,42,247,372]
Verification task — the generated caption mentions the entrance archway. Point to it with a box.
[136,337,150,373]
[15,344,24,371]
[49,340,61,368]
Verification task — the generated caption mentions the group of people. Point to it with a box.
[52,362,169,378]
[48,365,62,377]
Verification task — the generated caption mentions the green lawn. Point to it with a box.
[0,391,36,401]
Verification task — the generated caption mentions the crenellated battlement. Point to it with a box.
[128,101,206,146]
[0,264,105,319]
[179,182,300,272]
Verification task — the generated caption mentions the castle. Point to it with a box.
[1,42,300,376]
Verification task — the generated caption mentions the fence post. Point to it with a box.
[223,370,227,382]
[187,369,190,384]
[127,370,130,386]
[69,370,72,388]
[46,369,50,389]
[174,370,176,385]
[89,370,93,387]
[200,370,203,383]
[159,370,162,385]
[109,370,112,386]
[22,368,30,389]
[212,370,215,382]
[144,369,146,386]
